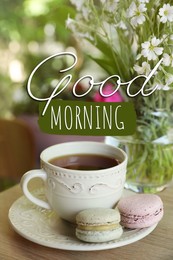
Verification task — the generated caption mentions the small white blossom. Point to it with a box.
[104,0,119,12]
[141,37,163,60]
[117,21,127,30]
[139,0,149,3]
[70,0,85,11]
[81,6,90,20]
[156,75,173,90]
[162,53,173,67]
[134,61,151,75]
[157,84,170,91]
[66,16,76,31]
[166,75,173,85]
[159,4,173,23]
[127,2,147,27]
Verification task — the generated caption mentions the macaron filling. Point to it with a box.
[77,223,120,231]
[75,208,123,242]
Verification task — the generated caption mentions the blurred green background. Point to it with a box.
[0,0,86,118]
[0,0,106,191]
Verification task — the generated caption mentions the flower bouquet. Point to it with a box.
[66,0,173,192]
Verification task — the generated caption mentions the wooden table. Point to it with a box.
[0,180,173,260]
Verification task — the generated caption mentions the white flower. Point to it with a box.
[162,53,173,67]
[66,16,76,31]
[159,4,173,23]
[117,21,127,30]
[127,2,147,27]
[134,61,151,75]
[104,0,119,12]
[81,6,90,20]
[139,0,149,3]
[166,75,173,85]
[154,81,169,90]
[70,0,85,11]
[156,74,173,91]
[141,37,163,60]
[157,84,170,91]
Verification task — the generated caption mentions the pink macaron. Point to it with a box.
[117,194,164,229]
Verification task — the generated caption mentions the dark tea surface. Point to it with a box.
[49,154,120,170]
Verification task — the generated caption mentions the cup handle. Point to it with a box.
[20,169,51,210]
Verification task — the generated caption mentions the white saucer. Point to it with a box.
[8,189,157,251]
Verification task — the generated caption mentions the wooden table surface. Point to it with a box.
[0,180,173,260]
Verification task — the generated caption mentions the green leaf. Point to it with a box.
[87,55,116,76]
[88,35,131,80]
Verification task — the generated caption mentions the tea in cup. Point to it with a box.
[21,141,128,222]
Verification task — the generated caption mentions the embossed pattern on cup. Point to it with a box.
[21,141,128,222]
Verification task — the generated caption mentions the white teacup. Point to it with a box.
[21,141,128,222]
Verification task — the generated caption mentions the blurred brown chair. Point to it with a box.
[0,118,36,191]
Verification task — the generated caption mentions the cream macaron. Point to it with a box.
[75,208,123,243]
